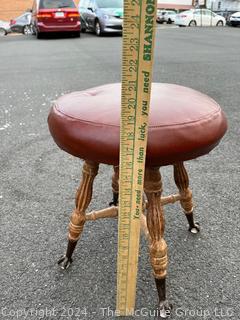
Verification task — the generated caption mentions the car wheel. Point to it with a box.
[74,31,81,38]
[23,25,32,35]
[36,31,42,39]
[216,20,224,26]
[95,20,102,36]
[167,18,172,24]
[0,28,7,36]
[189,20,197,27]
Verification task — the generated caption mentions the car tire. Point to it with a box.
[95,20,102,36]
[0,27,7,36]
[23,25,32,35]
[216,20,224,26]
[189,20,196,27]
[74,31,81,37]
[167,19,172,24]
[31,25,36,35]
[36,31,42,39]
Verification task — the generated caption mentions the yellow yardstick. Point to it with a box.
[117,0,157,315]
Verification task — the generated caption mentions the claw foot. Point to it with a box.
[189,222,200,234]
[156,301,172,319]
[185,212,200,234]
[58,255,73,270]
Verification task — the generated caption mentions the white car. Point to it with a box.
[174,9,226,27]
[0,20,11,36]
[229,11,240,27]
[162,10,177,24]
[157,10,176,24]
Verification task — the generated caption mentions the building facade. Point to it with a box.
[158,0,240,10]
[157,0,194,9]
[207,0,240,10]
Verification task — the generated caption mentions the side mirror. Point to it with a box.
[87,7,94,12]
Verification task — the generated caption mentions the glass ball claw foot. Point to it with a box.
[189,222,200,234]
[58,255,73,270]
[157,301,172,319]
[185,212,200,234]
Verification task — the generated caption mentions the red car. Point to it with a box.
[32,0,81,38]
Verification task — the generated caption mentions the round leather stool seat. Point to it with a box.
[48,83,227,166]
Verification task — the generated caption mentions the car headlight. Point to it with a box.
[103,14,111,20]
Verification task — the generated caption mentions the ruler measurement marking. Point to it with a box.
[128,0,143,274]
[122,0,143,312]
[117,0,157,315]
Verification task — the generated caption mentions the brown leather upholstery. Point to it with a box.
[48,83,227,166]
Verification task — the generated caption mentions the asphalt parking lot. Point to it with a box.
[0,27,240,320]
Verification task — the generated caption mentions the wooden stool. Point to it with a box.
[48,83,227,314]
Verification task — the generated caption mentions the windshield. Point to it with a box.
[39,0,76,9]
[96,0,123,8]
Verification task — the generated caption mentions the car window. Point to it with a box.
[15,14,28,22]
[80,0,91,9]
[204,10,211,15]
[79,0,86,8]
[39,0,76,9]
[88,0,95,9]
[96,0,123,8]
[17,16,27,22]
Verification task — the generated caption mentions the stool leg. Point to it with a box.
[144,167,172,318]
[58,161,99,269]
[173,162,200,234]
[109,166,119,206]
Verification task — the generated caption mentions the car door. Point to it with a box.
[12,14,28,33]
[84,0,96,31]
[193,9,201,25]
[202,9,212,26]
[211,12,219,25]
[79,0,88,29]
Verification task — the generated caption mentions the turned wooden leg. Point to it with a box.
[109,166,119,206]
[173,162,200,234]
[144,167,172,318]
[58,161,99,269]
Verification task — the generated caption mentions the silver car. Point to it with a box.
[0,20,11,36]
[79,0,123,36]
[229,11,240,27]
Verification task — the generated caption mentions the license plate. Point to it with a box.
[55,12,64,18]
